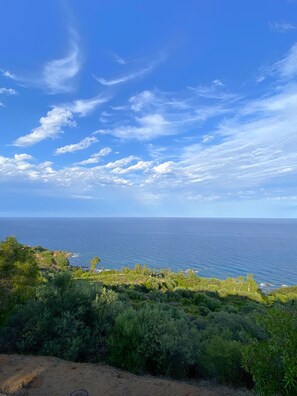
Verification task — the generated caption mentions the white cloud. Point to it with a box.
[0,87,17,95]
[212,79,224,87]
[177,84,297,191]
[111,52,127,65]
[94,54,166,86]
[14,154,33,161]
[153,161,175,174]
[0,69,18,81]
[1,31,81,94]
[66,95,110,117]
[72,194,95,200]
[92,129,111,135]
[103,87,235,141]
[13,107,75,147]
[129,90,156,112]
[113,160,153,174]
[55,136,98,155]
[202,135,214,143]
[111,114,171,140]
[3,42,297,211]
[259,42,297,82]
[77,147,112,165]
[0,153,35,178]
[269,22,297,32]
[12,92,110,147]
[276,43,297,79]
[189,84,236,100]
[94,65,154,86]
[105,155,138,169]
[0,152,133,189]
[43,41,81,93]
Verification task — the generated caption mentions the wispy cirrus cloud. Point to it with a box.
[94,53,166,86]
[189,80,236,100]
[1,30,81,94]
[55,136,98,155]
[94,64,154,86]
[104,85,235,141]
[269,21,297,32]
[3,42,297,213]
[257,42,297,82]
[43,42,81,93]
[110,114,171,140]
[275,42,297,79]
[111,52,127,65]
[13,107,75,147]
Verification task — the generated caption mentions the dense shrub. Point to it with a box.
[108,303,200,378]
[0,272,121,362]
[200,334,244,385]
[0,236,39,325]
[243,308,297,395]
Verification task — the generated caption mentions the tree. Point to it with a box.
[90,256,101,272]
[0,236,39,325]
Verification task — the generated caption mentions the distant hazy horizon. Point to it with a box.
[1,216,297,219]
[1,217,297,288]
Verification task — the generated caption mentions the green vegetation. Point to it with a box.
[90,256,101,272]
[0,237,39,325]
[0,237,296,395]
[31,245,70,270]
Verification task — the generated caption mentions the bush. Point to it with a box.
[0,236,39,325]
[108,303,199,378]
[199,334,246,385]
[0,272,121,362]
[243,308,297,395]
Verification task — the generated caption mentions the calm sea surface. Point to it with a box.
[1,217,297,288]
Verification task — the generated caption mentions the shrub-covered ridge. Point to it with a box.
[0,237,296,395]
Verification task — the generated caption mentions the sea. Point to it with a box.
[1,217,297,289]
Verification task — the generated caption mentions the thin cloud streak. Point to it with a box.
[111,52,127,65]
[55,136,98,155]
[94,53,166,86]
[269,21,297,31]
[94,64,154,86]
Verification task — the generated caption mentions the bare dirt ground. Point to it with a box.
[0,354,252,396]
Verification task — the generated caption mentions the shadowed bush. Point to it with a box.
[0,272,121,362]
[108,303,200,378]
[242,308,297,395]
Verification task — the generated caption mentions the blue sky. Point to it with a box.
[1,0,297,217]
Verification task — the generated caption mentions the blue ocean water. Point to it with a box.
[0,217,297,288]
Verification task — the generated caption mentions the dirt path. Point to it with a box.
[0,354,251,396]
